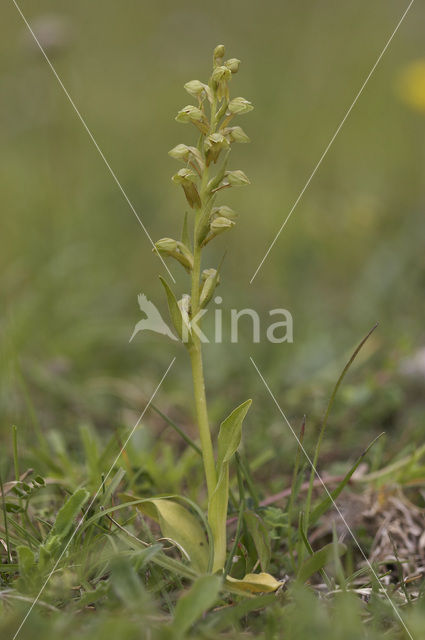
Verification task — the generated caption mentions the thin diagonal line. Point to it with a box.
[250,356,414,640]
[11,357,176,640]
[250,0,415,284]
[11,0,176,284]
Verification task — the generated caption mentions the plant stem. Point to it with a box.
[189,172,217,500]
[187,94,220,505]
[188,344,216,499]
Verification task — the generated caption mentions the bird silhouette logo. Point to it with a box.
[129,294,178,342]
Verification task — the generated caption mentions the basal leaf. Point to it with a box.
[226,572,281,594]
[209,399,252,572]
[243,510,271,571]
[208,466,229,572]
[135,498,209,573]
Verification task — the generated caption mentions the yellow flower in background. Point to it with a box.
[396,59,425,114]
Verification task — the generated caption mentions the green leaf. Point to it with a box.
[208,466,229,572]
[17,545,35,575]
[209,399,252,572]
[48,488,89,541]
[100,467,126,506]
[15,545,38,592]
[110,556,146,606]
[244,511,271,571]
[135,498,209,573]
[297,542,346,584]
[173,574,221,638]
[159,276,183,341]
[5,503,22,513]
[78,581,109,607]
[37,489,89,572]
[217,399,252,470]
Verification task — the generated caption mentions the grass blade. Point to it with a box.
[309,432,384,527]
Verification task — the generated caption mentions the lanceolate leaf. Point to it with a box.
[17,545,35,575]
[209,399,252,572]
[217,399,252,470]
[48,488,89,541]
[173,574,221,638]
[135,498,209,574]
[243,510,271,571]
[209,466,229,572]
[38,488,90,570]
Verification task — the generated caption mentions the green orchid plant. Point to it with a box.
[144,45,278,589]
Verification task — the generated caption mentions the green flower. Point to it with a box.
[175,105,209,134]
[227,97,254,115]
[172,168,201,209]
[225,169,250,186]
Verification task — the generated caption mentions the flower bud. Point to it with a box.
[212,65,232,85]
[175,105,209,134]
[154,237,194,271]
[172,168,201,209]
[184,80,207,97]
[172,167,197,184]
[201,216,235,246]
[227,97,254,115]
[223,126,250,143]
[168,143,191,160]
[175,104,203,123]
[204,132,230,165]
[211,205,238,222]
[168,144,204,169]
[154,237,178,253]
[225,58,240,74]
[225,169,250,186]
[211,65,232,101]
[211,216,235,235]
[201,268,219,282]
[183,80,213,106]
[200,269,220,308]
[213,44,225,64]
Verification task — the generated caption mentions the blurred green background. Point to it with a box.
[1,0,424,484]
